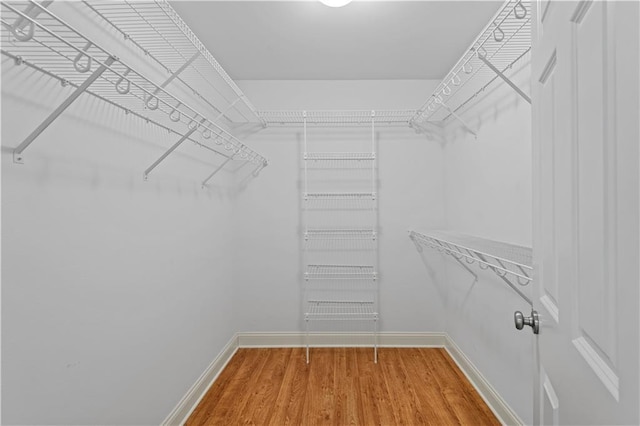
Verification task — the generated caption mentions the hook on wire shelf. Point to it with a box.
[169,103,181,122]
[476,46,488,60]
[115,68,130,94]
[10,21,34,42]
[514,1,527,19]
[187,115,200,129]
[202,128,212,139]
[451,73,461,86]
[144,93,159,110]
[463,62,473,74]
[73,42,93,73]
[517,275,531,286]
[493,26,505,42]
[442,83,451,96]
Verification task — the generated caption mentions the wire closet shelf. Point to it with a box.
[259,110,417,127]
[1,1,267,179]
[410,0,531,129]
[82,0,262,126]
[409,230,533,305]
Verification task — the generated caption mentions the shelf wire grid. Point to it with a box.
[82,0,261,125]
[409,230,532,304]
[305,264,376,281]
[0,1,267,166]
[260,110,416,127]
[305,300,377,320]
[305,229,377,241]
[411,0,531,126]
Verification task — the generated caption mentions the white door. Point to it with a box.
[531,1,639,425]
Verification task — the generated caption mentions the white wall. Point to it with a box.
[1,56,238,425]
[439,59,534,423]
[231,80,448,334]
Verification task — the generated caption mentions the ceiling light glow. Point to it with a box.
[319,0,353,7]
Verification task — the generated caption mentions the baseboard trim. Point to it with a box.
[161,334,239,426]
[237,331,447,348]
[444,335,524,426]
[163,331,521,426]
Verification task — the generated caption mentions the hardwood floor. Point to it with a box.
[186,348,500,425]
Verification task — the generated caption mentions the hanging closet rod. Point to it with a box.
[1,1,267,176]
[81,1,263,126]
[411,0,531,127]
[409,230,532,305]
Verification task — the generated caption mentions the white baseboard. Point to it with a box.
[161,335,238,426]
[444,335,524,426]
[163,331,521,426]
[237,331,447,348]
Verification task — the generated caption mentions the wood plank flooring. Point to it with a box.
[186,348,500,426]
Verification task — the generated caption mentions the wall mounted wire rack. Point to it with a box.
[1,1,267,183]
[409,230,533,305]
[410,0,531,136]
[82,0,262,126]
[259,110,416,127]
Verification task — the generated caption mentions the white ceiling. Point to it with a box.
[170,0,502,80]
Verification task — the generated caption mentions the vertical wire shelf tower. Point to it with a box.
[302,111,379,363]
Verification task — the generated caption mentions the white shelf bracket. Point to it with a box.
[474,251,532,305]
[435,98,478,138]
[13,55,116,164]
[155,51,200,93]
[143,117,206,180]
[478,55,531,104]
[201,155,234,188]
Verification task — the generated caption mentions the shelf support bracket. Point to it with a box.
[479,55,531,104]
[143,117,207,180]
[13,55,116,164]
[201,155,234,188]
[435,99,478,138]
[435,240,479,282]
[154,51,200,93]
[475,252,532,305]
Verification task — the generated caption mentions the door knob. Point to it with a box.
[514,309,539,334]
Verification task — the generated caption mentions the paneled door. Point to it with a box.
[531,1,639,425]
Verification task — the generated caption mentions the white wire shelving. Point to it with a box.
[410,0,531,135]
[305,265,377,281]
[0,1,267,184]
[260,110,415,127]
[305,192,376,201]
[305,229,377,241]
[302,112,378,363]
[82,0,262,126]
[409,230,532,305]
[304,152,375,161]
[306,301,377,320]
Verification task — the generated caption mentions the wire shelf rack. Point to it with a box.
[305,192,376,201]
[304,152,375,162]
[260,110,415,126]
[305,264,377,281]
[305,229,377,241]
[411,0,531,127]
[409,230,532,304]
[82,0,262,126]
[0,0,267,178]
[305,300,377,320]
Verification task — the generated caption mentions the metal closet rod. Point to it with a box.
[2,1,267,176]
